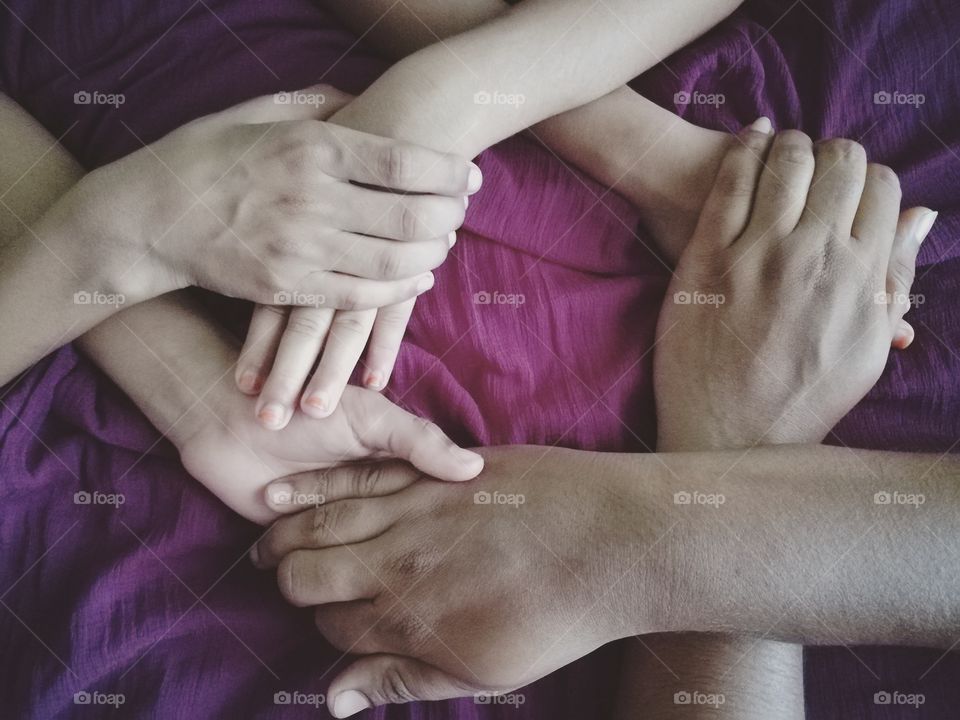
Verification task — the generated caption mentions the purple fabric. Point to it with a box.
[1,0,958,717]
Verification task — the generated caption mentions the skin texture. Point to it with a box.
[0,87,478,386]
[240,0,741,431]
[258,128,932,717]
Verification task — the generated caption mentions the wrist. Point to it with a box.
[590,452,678,640]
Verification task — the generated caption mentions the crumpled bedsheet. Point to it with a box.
[1,0,959,717]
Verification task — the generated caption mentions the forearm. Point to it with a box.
[76,291,237,450]
[0,94,168,385]
[608,445,960,646]
[328,0,740,159]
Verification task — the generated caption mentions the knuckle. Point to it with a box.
[309,503,341,543]
[285,312,327,337]
[379,611,430,654]
[333,314,370,337]
[867,163,902,194]
[378,665,419,704]
[353,464,385,497]
[822,138,866,165]
[380,145,412,187]
[398,202,422,240]
[773,134,814,167]
[716,165,759,199]
[277,553,307,606]
[891,256,916,290]
[390,548,434,579]
[374,248,408,280]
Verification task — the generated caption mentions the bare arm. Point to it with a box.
[327,0,740,161]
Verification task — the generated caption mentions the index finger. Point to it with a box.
[324,123,483,196]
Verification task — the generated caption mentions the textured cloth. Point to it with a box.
[1,0,959,717]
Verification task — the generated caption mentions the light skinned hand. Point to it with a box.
[176,383,483,525]
[654,119,935,450]
[82,82,478,307]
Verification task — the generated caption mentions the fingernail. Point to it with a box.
[915,210,937,246]
[364,371,384,390]
[248,543,261,566]
[467,163,483,193]
[268,483,292,506]
[238,371,263,394]
[332,691,372,718]
[417,273,435,293]
[448,231,457,248]
[748,116,773,134]
[304,393,331,417]
[258,403,287,429]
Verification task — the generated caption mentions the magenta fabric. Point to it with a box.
[1,0,959,718]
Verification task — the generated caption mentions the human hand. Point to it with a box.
[81,83,478,306]
[654,120,935,450]
[175,383,483,524]
[234,294,423,428]
[252,447,651,716]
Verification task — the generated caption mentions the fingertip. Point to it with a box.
[237,370,263,395]
[363,370,385,391]
[892,321,915,350]
[745,116,774,135]
[466,162,483,194]
[301,392,334,418]
[257,402,289,430]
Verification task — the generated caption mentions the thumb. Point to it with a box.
[328,654,475,717]
[348,391,484,482]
